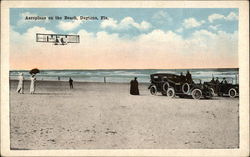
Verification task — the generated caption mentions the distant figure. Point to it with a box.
[30,74,36,94]
[130,77,139,95]
[180,72,186,83]
[221,77,228,84]
[186,70,193,84]
[60,38,65,45]
[210,77,215,83]
[55,37,59,45]
[58,76,60,81]
[69,77,73,89]
[16,73,24,94]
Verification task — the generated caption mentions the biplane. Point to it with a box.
[36,33,80,45]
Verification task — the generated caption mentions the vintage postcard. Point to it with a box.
[1,1,249,156]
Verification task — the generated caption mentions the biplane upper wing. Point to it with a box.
[36,33,80,44]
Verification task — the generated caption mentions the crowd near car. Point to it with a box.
[204,77,239,98]
[148,71,239,99]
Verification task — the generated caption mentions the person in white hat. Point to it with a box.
[16,73,24,94]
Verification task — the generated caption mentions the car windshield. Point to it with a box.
[193,79,202,84]
[152,75,161,81]
[162,76,168,81]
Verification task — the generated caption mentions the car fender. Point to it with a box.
[148,84,153,89]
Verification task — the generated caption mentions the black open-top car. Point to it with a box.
[148,73,214,99]
[204,78,239,98]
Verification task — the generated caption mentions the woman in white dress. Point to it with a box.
[30,74,36,94]
[16,73,24,94]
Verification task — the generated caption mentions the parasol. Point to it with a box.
[29,68,40,75]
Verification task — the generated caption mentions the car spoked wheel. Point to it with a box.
[182,83,190,94]
[191,89,202,99]
[167,88,175,98]
[150,86,157,95]
[228,88,237,98]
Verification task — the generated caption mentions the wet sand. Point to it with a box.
[10,80,239,149]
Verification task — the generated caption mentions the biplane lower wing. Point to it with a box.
[36,33,80,44]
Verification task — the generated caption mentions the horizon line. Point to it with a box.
[9,67,239,71]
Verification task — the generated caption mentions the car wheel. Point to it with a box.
[228,88,237,98]
[150,86,157,95]
[182,83,190,94]
[191,89,202,99]
[162,82,170,92]
[167,88,175,98]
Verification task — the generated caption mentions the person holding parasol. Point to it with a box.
[29,68,40,94]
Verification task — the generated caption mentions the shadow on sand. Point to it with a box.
[11,147,30,150]
[32,92,72,96]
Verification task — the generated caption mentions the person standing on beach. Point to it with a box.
[215,77,220,95]
[186,70,193,84]
[221,77,228,84]
[30,74,36,94]
[210,77,215,84]
[69,77,73,89]
[16,73,24,94]
[130,77,139,95]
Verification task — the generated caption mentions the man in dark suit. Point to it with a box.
[186,70,193,84]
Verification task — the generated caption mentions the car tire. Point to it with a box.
[191,89,202,99]
[150,85,157,95]
[228,88,237,98]
[167,87,175,98]
[162,82,170,92]
[182,83,190,94]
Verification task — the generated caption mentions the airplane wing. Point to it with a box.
[36,33,80,45]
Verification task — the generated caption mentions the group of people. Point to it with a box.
[16,73,36,94]
[210,77,228,84]
[180,70,193,83]
[16,74,75,94]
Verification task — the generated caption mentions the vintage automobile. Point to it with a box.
[148,73,214,99]
[204,78,239,98]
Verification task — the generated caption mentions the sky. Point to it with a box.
[10,8,239,70]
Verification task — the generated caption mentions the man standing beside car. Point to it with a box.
[186,70,193,84]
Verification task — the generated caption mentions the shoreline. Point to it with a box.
[10,79,151,85]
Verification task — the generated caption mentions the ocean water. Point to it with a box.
[9,68,239,84]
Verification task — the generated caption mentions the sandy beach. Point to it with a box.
[10,80,239,149]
